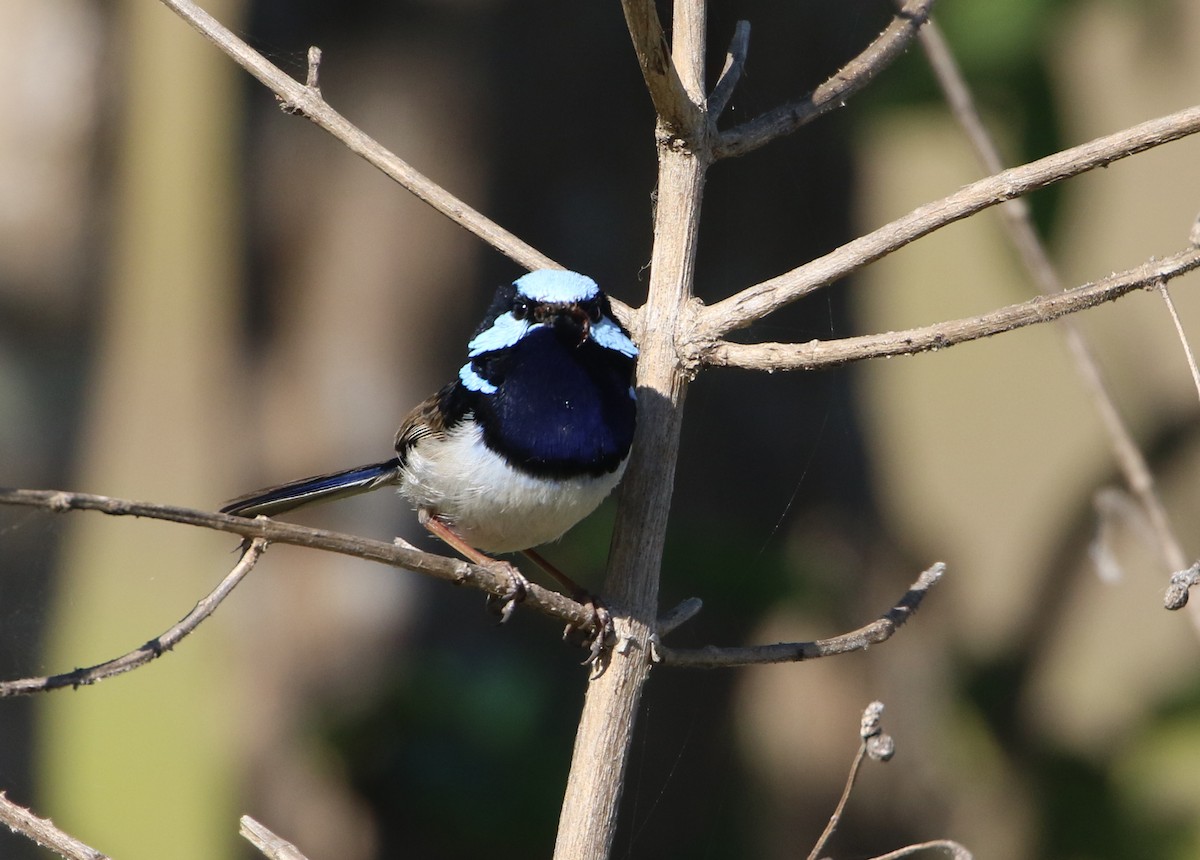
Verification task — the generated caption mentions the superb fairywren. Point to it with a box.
[222,270,638,612]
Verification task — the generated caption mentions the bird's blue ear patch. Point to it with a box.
[459,362,498,394]
[467,312,529,357]
[590,315,638,357]
[515,270,599,303]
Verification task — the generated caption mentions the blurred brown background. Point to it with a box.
[2,0,1199,858]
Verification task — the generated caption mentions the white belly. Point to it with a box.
[399,421,626,553]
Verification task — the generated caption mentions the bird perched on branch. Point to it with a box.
[222,270,638,626]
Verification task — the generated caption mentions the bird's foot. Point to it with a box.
[483,560,529,624]
[562,594,614,670]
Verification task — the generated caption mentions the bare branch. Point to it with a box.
[699,103,1200,339]
[657,563,943,668]
[808,702,896,860]
[701,246,1200,371]
[707,21,750,119]
[553,3,711,857]
[0,792,109,860]
[0,489,598,635]
[808,742,869,860]
[657,596,704,636]
[1158,282,1200,406]
[241,816,311,860]
[0,538,265,697]
[151,0,654,328]
[619,0,702,135]
[158,0,547,268]
[714,0,935,159]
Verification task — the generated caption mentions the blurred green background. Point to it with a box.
[2,0,1200,858]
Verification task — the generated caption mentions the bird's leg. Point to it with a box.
[522,547,613,666]
[520,547,588,598]
[420,513,528,622]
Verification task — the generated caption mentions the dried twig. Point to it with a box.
[152,0,646,326]
[240,816,311,860]
[657,564,943,668]
[0,489,598,635]
[715,0,935,158]
[701,247,1200,371]
[0,792,109,860]
[707,21,750,119]
[807,702,897,860]
[805,704,970,860]
[1158,282,1200,406]
[158,0,547,268]
[0,537,266,697]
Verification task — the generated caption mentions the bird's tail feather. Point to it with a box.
[221,459,401,517]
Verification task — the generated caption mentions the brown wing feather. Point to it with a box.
[394,389,450,456]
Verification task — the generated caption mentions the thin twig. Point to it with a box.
[707,21,750,119]
[657,597,704,636]
[808,702,895,860]
[0,489,599,635]
[698,103,1200,339]
[715,0,935,159]
[1157,282,1200,405]
[702,246,1200,371]
[150,0,656,328]
[240,816,311,860]
[0,791,109,860]
[657,563,943,668]
[157,0,547,268]
[807,744,868,860]
[0,538,266,696]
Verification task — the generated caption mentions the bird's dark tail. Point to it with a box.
[220,459,401,517]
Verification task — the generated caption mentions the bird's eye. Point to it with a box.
[512,300,530,320]
[586,302,602,323]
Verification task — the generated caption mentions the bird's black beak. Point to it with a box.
[557,303,592,344]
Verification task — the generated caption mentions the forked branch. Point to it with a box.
[619,0,702,134]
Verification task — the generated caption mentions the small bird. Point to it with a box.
[222,270,638,619]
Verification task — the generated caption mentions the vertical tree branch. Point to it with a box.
[552,3,709,858]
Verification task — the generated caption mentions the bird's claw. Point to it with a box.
[485,562,529,623]
[563,598,614,673]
